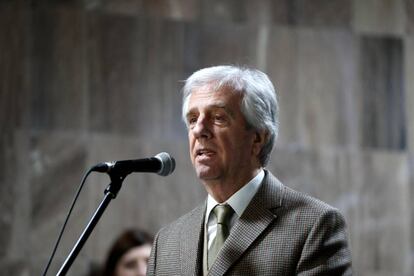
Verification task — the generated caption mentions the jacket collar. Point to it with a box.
[208,170,285,275]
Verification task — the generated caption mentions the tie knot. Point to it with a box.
[213,204,234,225]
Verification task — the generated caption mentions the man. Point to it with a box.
[147,65,352,275]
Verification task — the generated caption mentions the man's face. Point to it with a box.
[186,85,260,184]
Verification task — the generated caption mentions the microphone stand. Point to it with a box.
[57,173,126,276]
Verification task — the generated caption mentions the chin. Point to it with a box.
[195,167,220,180]
[197,172,217,180]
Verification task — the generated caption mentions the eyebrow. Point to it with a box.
[214,103,235,118]
[186,102,235,118]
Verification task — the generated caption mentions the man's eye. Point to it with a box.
[188,117,197,125]
[214,114,226,123]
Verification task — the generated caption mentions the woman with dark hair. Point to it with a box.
[103,229,153,276]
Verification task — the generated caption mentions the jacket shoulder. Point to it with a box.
[264,171,345,228]
[156,203,205,238]
[283,185,338,213]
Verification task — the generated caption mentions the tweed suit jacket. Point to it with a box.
[147,170,352,275]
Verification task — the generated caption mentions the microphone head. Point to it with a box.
[155,152,176,176]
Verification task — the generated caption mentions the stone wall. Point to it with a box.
[0,0,413,275]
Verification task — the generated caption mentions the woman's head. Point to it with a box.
[103,229,153,276]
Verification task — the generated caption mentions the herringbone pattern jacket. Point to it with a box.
[147,170,352,275]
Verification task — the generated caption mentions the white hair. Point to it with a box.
[182,65,279,166]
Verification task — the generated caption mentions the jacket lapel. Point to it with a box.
[208,171,285,275]
[180,203,206,275]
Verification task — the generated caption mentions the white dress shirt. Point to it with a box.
[205,169,264,248]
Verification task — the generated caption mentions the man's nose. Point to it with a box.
[192,115,212,139]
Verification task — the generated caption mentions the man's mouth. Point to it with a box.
[195,149,216,157]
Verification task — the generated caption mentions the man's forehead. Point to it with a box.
[187,99,228,113]
[191,84,240,100]
[187,89,238,110]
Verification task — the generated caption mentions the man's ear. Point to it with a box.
[252,130,268,156]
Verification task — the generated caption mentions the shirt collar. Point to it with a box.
[205,169,264,221]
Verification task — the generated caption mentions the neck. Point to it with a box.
[203,167,262,203]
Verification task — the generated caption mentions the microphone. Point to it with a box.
[91,152,175,176]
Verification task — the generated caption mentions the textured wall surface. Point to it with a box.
[0,0,413,275]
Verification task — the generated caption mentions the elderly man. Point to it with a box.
[147,65,352,275]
